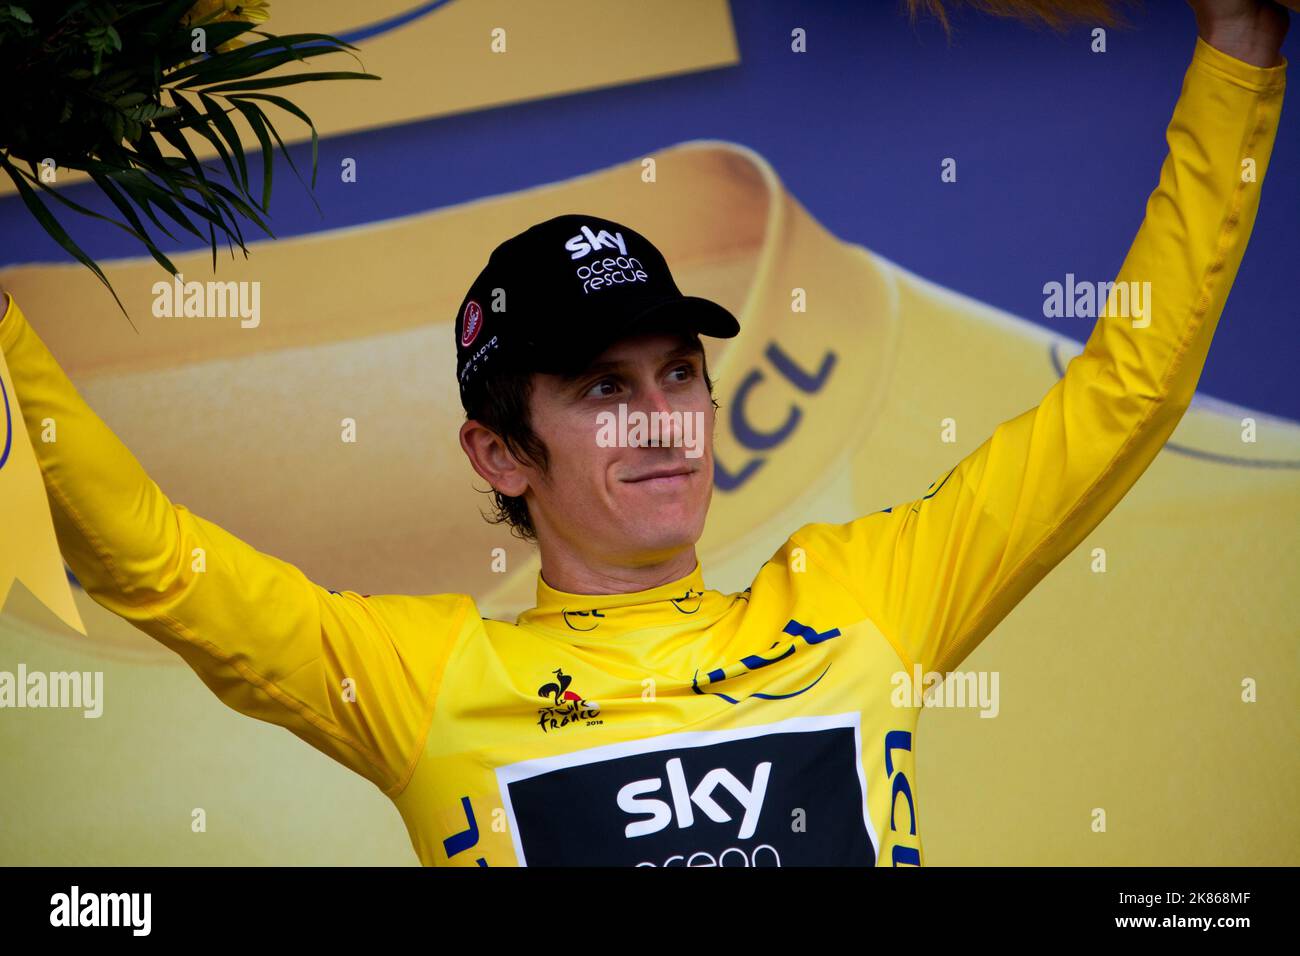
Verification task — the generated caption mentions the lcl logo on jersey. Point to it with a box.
[692,617,841,705]
[561,607,605,631]
[561,586,701,632]
[0,375,13,472]
[671,587,704,614]
[535,668,601,732]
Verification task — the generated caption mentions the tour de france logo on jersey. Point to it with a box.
[536,668,602,732]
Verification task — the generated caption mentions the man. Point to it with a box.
[0,0,1290,865]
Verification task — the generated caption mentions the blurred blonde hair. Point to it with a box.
[905,0,1135,34]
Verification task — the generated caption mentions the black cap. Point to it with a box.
[454,214,740,411]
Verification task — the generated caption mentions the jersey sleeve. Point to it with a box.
[790,38,1286,676]
[0,294,471,795]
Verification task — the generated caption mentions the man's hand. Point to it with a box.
[1187,0,1292,67]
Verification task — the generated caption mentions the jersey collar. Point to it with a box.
[517,560,731,640]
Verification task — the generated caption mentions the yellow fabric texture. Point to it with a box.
[0,344,85,634]
[0,37,1292,865]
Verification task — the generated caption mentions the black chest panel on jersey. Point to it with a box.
[503,723,875,867]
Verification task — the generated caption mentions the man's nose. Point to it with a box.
[633,384,680,447]
[642,384,675,417]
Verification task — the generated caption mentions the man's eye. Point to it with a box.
[586,379,618,399]
[669,363,696,382]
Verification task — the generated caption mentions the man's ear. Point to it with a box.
[459,420,530,497]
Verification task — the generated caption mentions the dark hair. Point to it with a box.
[463,336,719,542]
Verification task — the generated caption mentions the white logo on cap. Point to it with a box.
[565,225,628,260]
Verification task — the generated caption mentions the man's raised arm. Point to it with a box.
[0,292,468,795]
[791,31,1286,676]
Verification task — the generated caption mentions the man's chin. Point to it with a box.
[615,519,704,563]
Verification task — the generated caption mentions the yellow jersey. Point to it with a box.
[0,37,1291,865]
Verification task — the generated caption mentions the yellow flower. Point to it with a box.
[184,0,271,25]
[182,0,271,53]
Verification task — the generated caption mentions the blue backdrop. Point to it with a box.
[1,0,1295,416]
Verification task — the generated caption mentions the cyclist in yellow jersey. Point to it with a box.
[0,1,1291,865]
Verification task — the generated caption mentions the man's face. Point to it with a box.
[523,330,716,566]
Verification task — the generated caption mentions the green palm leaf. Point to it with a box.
[0,2,382,319]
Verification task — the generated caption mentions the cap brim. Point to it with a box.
[537,296,740,377]
[629,295,741,340]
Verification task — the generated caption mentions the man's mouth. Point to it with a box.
[622,465,695,487]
